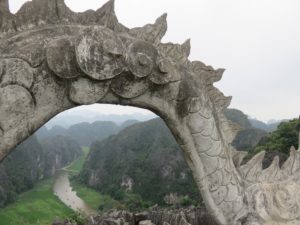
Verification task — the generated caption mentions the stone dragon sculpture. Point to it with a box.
[0,0,299,224]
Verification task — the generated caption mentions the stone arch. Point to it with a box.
[2,1,300,224]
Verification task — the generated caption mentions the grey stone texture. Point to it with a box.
[0,0,299,224]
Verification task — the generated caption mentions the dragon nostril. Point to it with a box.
[127,40,157,78]
[137,53,151,66]
[158,58,171,74]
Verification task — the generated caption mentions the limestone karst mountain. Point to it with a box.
[249,118,285,132]
[37,120,140,147]
[79,109,267,207]
[80,118,202,206]
[0,118,144,208]
[0,133,82,207]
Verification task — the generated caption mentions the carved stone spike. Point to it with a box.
[258,156,280,182]
[181,39,191,58]
[0,85,34,131]
[95,0,120,30]
[111,73,149,99]
[158,42,190,65]
[14,0,61,29]
[127,40,158,78]
[130,13,167,44]
[75,26,125,80]
[232,149,247,167]
[281,147,297,176]
[215,68,225,82]
[46,37,82,79]
[69,78,110,104]
[240,151,265,179]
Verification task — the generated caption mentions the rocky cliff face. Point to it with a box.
[80,109,267,206]
[80,118,201,206]
[40,135,83,177]
[224,108,268,150]
[232,128,267,150]
[0,133,82,207]
[53,207,217,225]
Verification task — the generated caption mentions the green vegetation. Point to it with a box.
[67,147,90,174]
[0,178,73,225]
[246,118,299,159]
[70,181,123,211]
[0,147,97,225]
[79,118,202,208]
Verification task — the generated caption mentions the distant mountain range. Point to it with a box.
[248,118,287,132]
[0,107,290,209]
[37,120,140,147]
[45,108,156,129]
[79,108,282,206]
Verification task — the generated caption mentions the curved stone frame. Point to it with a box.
[1,1,300,224]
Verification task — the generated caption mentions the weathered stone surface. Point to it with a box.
[53,208,217,225]
[47,37,82,79]
[75,26,125,80]
[0,59,34,88]
[149,58,181,85]
[138,220,155,225]
[69,78,110,104]
[0,85,34,131]
[111,74,149,99]
[1,1,300,225]
[127,41,158,78]
[130,13,167,45]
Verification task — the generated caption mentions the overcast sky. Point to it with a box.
[8,0,300,122]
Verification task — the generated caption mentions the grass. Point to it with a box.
[68,146,123,211]
[0,146,99,225]
[70,181,123,212]
[0,178,73,225]
[67,147,90,174]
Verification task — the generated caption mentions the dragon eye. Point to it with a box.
[75,27,125,81]
[127,40,157,78]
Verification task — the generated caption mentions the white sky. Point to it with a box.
[8,0,300,122]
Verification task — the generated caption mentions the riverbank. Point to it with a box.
[0,178,73,225]
[0,147,97,225]
[53,170,96,215]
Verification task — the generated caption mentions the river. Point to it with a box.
[53,170,96,215]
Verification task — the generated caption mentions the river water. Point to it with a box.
[53,170,96,215]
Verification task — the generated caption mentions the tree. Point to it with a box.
[248,118,300,157]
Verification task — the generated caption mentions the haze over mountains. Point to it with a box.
[38,120,140,147]
[45,106,284,132]
[45,108,156,129]
[78,109,275,205]
[0,108,289,210]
